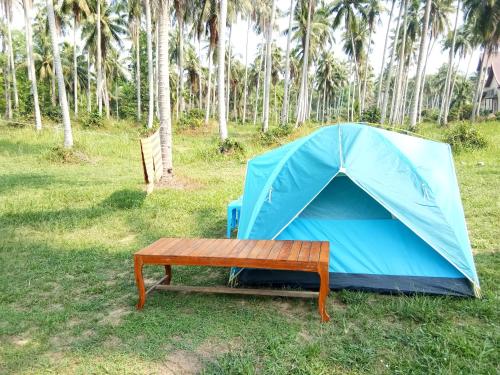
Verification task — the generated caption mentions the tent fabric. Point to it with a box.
[235,124,479,296]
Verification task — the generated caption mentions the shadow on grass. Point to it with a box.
[0,173,56,194]
[0,188,147,229]
[0,139,48,156]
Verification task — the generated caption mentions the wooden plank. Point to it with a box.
[308,241,321,263]
[267,241,286,260]
[225,239,250,258]
[154,284,319,298]
[298,242,312,262]
[287,241,303,261]
[234,240,258,259]
[247,240,274,259]
[276,241,293,260]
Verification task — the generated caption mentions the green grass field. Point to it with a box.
[0,120,498,374]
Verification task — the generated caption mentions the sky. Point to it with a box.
[10,0,480,77]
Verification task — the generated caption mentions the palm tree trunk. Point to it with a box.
[253,54,264,126]
[158,0,173,177]
[361,26,373,112]
[46,0,73,148]
[242,17,251,123]
[136,31,141,120]
[390,0,408,125]
[417,35,434,123]
[198,39,203,109]
[280,0,294,125]
[322,84,326,123]
[377,0,395,108]
[295,0,313,126]
[3,37,12,119]
[225,25,232,122]
[381,0,404,123]
[103,69,110,118]
[204,48,212,126]
[409,0,432,127]
[144,0,154,128]
[96,0,102,115]
[178,16,185,114]
[73,15,78,116]
[23,0,42,130]
[262,0,276,132]
[155,25,160,119]
[218,0,228,140]
[87,50,91,112]
[234,83,238,122]
[440,0,460,126]
[5,10,18,110]
[350,34,362,116]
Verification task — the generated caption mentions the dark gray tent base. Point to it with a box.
[236,269,474,297]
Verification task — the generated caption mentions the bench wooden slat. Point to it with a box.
[287,241,303,261]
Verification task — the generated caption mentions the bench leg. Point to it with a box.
[163,265,172,285]
[318,265,330,323]
[134,257,146,310]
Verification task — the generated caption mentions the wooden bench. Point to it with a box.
[134,238,330,322]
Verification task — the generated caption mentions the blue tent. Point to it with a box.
[234,124,480,297]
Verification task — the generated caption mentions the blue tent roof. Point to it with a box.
[237,124,479,292]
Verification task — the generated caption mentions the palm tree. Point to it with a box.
[2,0,19,110]
[144,0,154,127]
[22,0,42,130]
[380,0,404,123]
[157,0,173,177]
[128,0,141,120]
[173,0,191,115]
[463,0,500,119]
[218,0,228,140]
[330,0,368,115]
[262,0,277,132]
[242,15,252,123]
[376,0,395,108]
[295,0,314,126]
[46,0,73,147]
[61,0,90,116]
[360,0,382,112]
[439,0,461,125]
[96,0,102,115]
[280,0,295,125]
[408,0,433,127]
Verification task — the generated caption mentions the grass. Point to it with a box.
[0,119,498,374]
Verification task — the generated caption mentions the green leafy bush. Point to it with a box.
[495,112,500,121]
[46,145,93,164]
[81,111,105,128]
[218,138,245,155]
[360,106,381,123]
[258,125,294,145]
[422,108,439,121]
[176,109,204,131]
[444,123,487,151]
[44,106,62,122]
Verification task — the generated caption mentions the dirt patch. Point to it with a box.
[152,175,202,191]
[159,350,202,375]
[118,234,137,244]
[275,298,312,319]
[10,336,31,347]
[99,307,130,327]
[159,337,242,374]
[102,335,122,349]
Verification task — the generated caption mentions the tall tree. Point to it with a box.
[22,0,42,130]
[218,0,228,140]
[96,0,102,115]
[46,0,73,147]
[376,0,395,108]
[242,15,251,123]
[144,0,154,127]
[158,0,173,177]
[3,0,18,110]
[173,0,187,115]
[128,0,141,121]
[295,0,314,126]
[409,0,432,127]
[262,0,276,132]
[280,0,294,125]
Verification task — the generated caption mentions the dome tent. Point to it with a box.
[234,124,480,297]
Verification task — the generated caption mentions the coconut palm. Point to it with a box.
[376,0,395,108]
[463,0,500,119]
[330,0,368,114]
[2,0,19,110]
[61,0,90,116]
[360,0,383,111]
[128,0,141,120]
[157,0,173,177]
[280,0,295,125]
[218,0,228,140]
[262,0,276,132]
[46,0,73,147]
[143,0,154,127]
[22,0,42,130]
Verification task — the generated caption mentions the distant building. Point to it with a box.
[480,52,500,113]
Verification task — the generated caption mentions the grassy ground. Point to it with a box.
[0,120,498,374]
